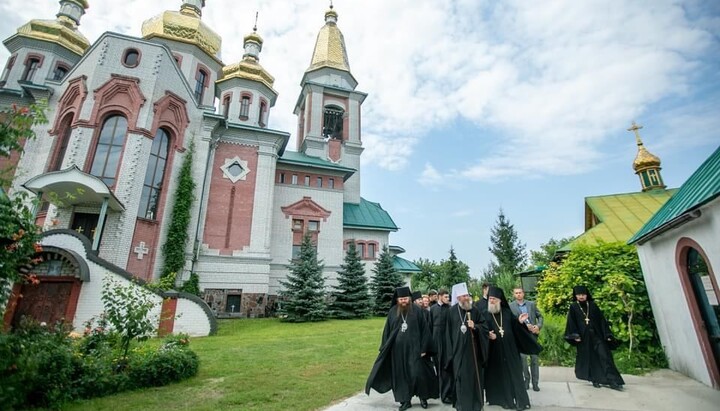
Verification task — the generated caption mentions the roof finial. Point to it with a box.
[627,121,644,146]
[330,0,334,10]
[253,11,258,32]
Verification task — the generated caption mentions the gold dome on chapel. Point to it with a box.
[306,6,351,74]
[14,0,90,56]
[141,1,222,63]
[628,122,662,172]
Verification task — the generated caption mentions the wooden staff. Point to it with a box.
[467,311,483,396]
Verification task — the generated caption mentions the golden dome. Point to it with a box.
[628,121,661,171]
[141,9,222,63]
[244,31,263,46]
[306,9,350,73]
[14,0,90,56]
[218,58,276,91]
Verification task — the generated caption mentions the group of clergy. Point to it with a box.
[366,283,542,411]
[366,283,625,411]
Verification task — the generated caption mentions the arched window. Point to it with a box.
[90,115,128,186]
[122,49,140,68]
[258,100,267,127]
[222,95,231,118]
[138,128,170,219]
[50,115,73,171]
[21,57,41,82]
[194,69,208,102]
[323,105,344,139]
[239,95,251,119]
[1,55,16,84]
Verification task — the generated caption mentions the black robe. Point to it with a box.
[430,303,453,401]
[484,306,542,410]
[366,304,432,402]
[564,301,624,386]
[416,307,439,401]
[445,304,489,411]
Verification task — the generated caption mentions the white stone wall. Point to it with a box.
[636,197,720,387]
[41,232,214,336]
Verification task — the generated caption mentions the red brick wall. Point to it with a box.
[203,143,258,255]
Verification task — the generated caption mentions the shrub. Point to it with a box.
[127,334,199,388]
[538,313,575,367]
[181,272,201,296]
[101,276,158,358]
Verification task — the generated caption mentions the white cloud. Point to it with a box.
[418,163,443,186]
[0,0,716,178]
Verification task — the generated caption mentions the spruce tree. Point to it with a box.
[370,245,404,316]
[486,208,527,283]
[329,242,371,319]
[279,233,327,322]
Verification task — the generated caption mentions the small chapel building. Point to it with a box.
[1,1,410,333]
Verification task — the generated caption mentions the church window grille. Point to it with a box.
[138,128,169,219]
[21,57,41,82]
[122,49,140,68]
[239,95,250,119]
[90,115,128,186]
[322,106,344,139]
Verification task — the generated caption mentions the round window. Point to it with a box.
[123,49,140,67]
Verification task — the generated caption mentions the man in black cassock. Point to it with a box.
[484,287,542,411]
[475,282,490,314]
[366,286,432,411]
[564,285,624,391]
[430,288,454,404]
[445,282,489,411]
[412,291,439,407]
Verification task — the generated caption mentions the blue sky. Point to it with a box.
[1,0,718,275]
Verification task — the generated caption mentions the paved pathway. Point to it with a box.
[323,367,720,411]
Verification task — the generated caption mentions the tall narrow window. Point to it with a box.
[21,57,40,82]
[291,174,298,184]
[52,65,68,81]
[358,243,366,259]
[138,128,170,219]
[328,178,335,189]
[368,243,376,259]
[316,177,322,187]
[304,175,310,186]
[239,95,250,119]
[90,115,128,186]
[279,173,285,183]
[0,55,15,83]
[258,100,267,127]
[222,95,231,118]
[50,117,73,171]
[194,69,208,102]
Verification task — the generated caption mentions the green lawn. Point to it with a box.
[63,318,385,411]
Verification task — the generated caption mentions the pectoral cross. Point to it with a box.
[585,318,590,325]
[499,327,505,338]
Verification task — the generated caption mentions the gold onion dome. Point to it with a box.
[628,121,662,171]
[218,28,275,91]
[306,5,350,73]
[141,1,222,62]
[15,0,90,56]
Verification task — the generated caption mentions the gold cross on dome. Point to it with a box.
[627,121,644,145]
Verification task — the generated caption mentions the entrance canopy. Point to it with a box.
[22,165,125,211]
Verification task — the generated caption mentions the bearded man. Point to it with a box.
[366,286,432,411]
[445,282,488,411]
[484,287,542,411]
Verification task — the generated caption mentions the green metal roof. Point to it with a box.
[393,255,421,273]
[563,188,677,250]
[343,197,398,231]
[278,151,355,180]
[630,145,720,244]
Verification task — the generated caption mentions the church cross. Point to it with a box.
[134,241,149,260]
[75,226,83,234]
[627,121,644,145]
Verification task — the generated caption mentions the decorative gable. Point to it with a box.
[281,196,331,221]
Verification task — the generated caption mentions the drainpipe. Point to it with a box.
[189,119,225,274]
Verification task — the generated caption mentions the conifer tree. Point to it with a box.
[329,242,371,319]
[485,208,527,286]
[279,233,327,322]
[370,245,404,316]
[438,246,470,288]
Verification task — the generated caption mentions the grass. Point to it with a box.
[62,317,385,411]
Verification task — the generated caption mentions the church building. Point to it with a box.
[1,0,407,331]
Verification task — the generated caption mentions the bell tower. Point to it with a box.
[294,4,367,204]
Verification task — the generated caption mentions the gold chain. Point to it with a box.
[577,301,590,325]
